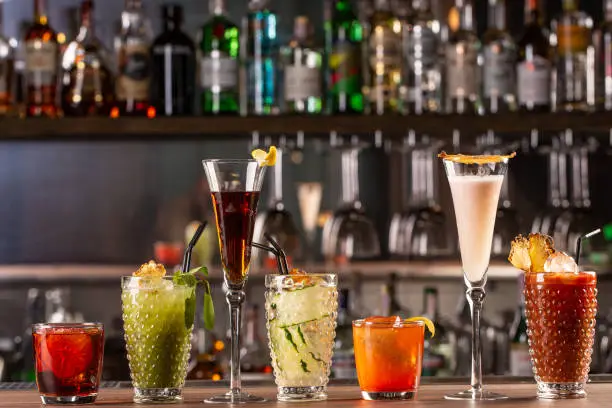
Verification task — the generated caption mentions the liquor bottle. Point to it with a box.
[280,17,323,114]
[242,0,279,115]
[420,287,456,377]
[401,0,442,114]
[445,0,481,115]
[187,328,224,380]
[517,0,551,112]
[240,304,272,373]
[151,5,195,116]
[594,0,612,111]
[509,274,532,376]
[553,0,593,112]
[331,289,357,379]
[60,0,114,116]
[114,0,153,116]
[365,0,402,115]
[326,0,364,114]
[199,0,239,115]
[25,0,59,118]
[482,0,516,113]
[0,1,13,116]
[379,273,408,316]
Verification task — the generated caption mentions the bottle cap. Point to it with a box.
[162,4,183,23]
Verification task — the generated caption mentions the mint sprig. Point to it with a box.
[173,266,215,331]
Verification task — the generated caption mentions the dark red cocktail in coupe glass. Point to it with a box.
[33,323,104,404]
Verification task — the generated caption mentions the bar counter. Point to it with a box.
[1,380,611,407]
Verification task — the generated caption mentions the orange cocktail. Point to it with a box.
[353,317,425,400]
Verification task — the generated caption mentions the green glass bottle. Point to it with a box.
[198,0,240,115]
[326,0,363,114]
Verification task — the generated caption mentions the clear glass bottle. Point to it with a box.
[114,0,153,117]
[0,0,14,116]
[595,0,612,111]
[331,289,357,379]
[326,0,364,114]
[281,16,323,114]
[553,0,593,112]
[401,0,442,114]
[445,0,481,114]
[517,0,551,112]
[25,0,58,118]
[421,287,456,377]
[365,0,402,115]
[151,5,196,116]
[61,0,114,116]
[199,0,239,115]
[242,0,279,115]
[482,0,516,113]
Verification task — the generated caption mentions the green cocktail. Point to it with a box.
[122,270,195,403]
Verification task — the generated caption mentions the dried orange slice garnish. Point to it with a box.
[251,146,277,166]
[134,260,166,278]
[438,151,516,164]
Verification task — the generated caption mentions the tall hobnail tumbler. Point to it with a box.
[122,276,195,403]
[265,274,338,401]
[440,155,511,400]
[202,159,267,403]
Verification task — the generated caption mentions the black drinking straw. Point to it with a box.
[575,228,602,266]
[181,222,207,273]
[252,233,290,275]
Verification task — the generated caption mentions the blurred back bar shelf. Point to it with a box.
[0,261,526,284]
[0,112,612,140]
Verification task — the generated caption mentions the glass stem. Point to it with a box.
[467,286,485,393]
[227,288,245,397]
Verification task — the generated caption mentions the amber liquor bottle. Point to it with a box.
[25,0,59,117]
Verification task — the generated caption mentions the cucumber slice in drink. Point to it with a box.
[269,285,335,327]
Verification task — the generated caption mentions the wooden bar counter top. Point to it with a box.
[1,380,610,407]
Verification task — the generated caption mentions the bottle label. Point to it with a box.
[330,41,361,94]
[484,47,515,97]
[557,25,589,56]
[405,26,438,67]
[201,55,238,89]
[446,45,478,97]
[510,344,533,376]
[284,65,321,100]
[517,56,551,105]
[368,28,401,68]
[25,40,57,88]
[116,43,151,101]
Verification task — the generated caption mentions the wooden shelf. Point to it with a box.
[0,112,611,140]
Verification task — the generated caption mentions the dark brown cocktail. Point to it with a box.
[524,271,597,399]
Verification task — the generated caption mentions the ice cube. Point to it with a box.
[543,251,578,273]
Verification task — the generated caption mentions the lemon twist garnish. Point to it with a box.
[405,316,435,337]
[251,146,277,167]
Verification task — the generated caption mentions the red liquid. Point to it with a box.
[33,326,104,398]
[524,272,597,383]
[211,191,260,285]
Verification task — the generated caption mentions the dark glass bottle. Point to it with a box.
[151,5,196,116]
[25,0,59,118]
[509,274,531,375]
[326,0,363,114]
[114,0,153,117]
[516,0,551,112]
[61,0,114,116]
[199,0,239,115]
[0,0,14,116]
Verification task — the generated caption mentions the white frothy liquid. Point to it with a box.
[448,175,504,283]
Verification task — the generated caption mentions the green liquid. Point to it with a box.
[122,284,195,389]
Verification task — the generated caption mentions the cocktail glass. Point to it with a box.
[202,159,267,403]
[353,318,424,400]
[265,274,338,401]
[33,323,104,405]
[122,276,195,403]
[524,271,597,399]
[440,154,511,400]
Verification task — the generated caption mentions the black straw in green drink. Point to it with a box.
[182,221,206,273]
[575,228,602,266]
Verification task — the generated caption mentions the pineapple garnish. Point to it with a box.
[508,235,531,271]
[508,233,556,273]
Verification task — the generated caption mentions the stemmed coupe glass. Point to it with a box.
[440,152,513,400]
[202,159,267,403]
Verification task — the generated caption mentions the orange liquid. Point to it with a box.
[353,321,424,393]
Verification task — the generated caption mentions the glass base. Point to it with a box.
[361,390,416,401]
[445,388,508,400]
[133,387,183,404]
[40,394,97,404]
[278,386,327,401]
[537,382,586,399]
[204,391,266,404]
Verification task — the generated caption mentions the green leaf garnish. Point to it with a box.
[203,280,215,331]
[173,266,215,331]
